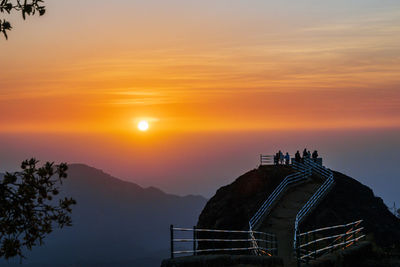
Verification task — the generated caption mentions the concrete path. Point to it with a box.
[259,178,323,267]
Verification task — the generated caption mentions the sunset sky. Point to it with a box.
[1,1,399,205]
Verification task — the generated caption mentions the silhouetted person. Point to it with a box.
[295,150,301,162]
[274,153,279,165]
[279,150,284,164]
[312,150,318,162]
[285,152,290,165]
[303,148,308,158]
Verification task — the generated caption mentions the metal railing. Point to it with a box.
[260,154,273,165]
[169,154,343,262]
[293,158,335,253]
[170,225,277,258]
[248,160,312,255]
[297,220,365,262]
[249,161,311,230]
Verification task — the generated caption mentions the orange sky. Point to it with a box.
[1,0,400,134]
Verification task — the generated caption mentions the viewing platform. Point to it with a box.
[167,153,366,267]
[260,154,323,166]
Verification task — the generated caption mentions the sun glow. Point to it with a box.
[137,120,149,131]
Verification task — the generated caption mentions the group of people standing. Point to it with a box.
[274,148,319,165]
[273,151,290,165]
[295,149,319,163]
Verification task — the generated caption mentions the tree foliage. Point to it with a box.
[0,0,46,39]
[0,159,76,259]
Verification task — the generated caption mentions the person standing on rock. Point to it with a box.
[295,150,301,162]
[285,152,290,165]
[302,148,308,161]
[279,150,284,165]
[312,150,318,162]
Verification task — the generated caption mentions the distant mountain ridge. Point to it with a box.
[1,163,207,267]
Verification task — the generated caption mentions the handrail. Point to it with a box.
[293,158,335,251]
[300,235,365,260]
[249,163,311,229]
[174,246,278,254]
[250,173,302,227]
[248,160,312,255]
[170,225,277,258]
[297,220,364,261]
[174,238,277,243]
[260,154,274,165]
[299,227,363,248]
[298,220,362,237]
[173,227,275,236]
[249,228,261,255]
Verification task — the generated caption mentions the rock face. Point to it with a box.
[308,241,400,267]
[301,170,400,248]
[197,165,294,231]
[161,255,284,267]
[197,165,400,252]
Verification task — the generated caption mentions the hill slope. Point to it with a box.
[1,164,207,267]
[302,170,400,248]
[197,165,400,251]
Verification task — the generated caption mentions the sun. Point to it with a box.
[137,120,149,131]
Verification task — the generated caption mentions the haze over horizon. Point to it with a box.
[1,1,399,209]
[1,128,399,209]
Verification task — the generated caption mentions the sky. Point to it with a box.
[1,1,399,206]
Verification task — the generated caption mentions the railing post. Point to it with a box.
[354,228,358,245]
[296,231,300,267]
[193,226,197,256]
[170,224,174,259]
[313,231,317,259]
[305,232,309,263]
[342,230,346,250]
[264,232,267,254]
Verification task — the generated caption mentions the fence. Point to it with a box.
[170,225,277,258]
[260,154,274,165]
[293,158,335,251]
[296,220,365,263]
[249,161,312,230]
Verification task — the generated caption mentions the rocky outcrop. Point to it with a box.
[161,255,284,267]
[307,241,400,267]
[197,165,400,251]
[301,171,400,248]
[197,165,294,230]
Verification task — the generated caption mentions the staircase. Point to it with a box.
[249,158,334,266]
[259,177,323,266]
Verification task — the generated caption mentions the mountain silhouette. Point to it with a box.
[194,165,400,266]
[198,165,400,248]
[1,164,207,267]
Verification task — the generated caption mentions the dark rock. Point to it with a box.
[302,171,400,249]
[197,165,294,231]
[197,165,400,252]
[161,254,284,267]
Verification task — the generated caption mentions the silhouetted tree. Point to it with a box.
[0,158,76,260]
[0,0,46,39]
[397,209,400,219]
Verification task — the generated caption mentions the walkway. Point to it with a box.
[259,177,323,266]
